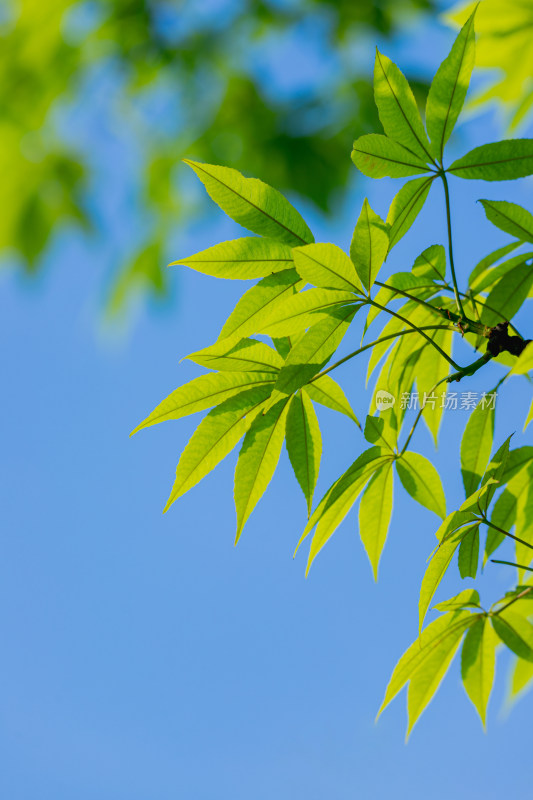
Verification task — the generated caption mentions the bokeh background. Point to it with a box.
[2,1,533,797]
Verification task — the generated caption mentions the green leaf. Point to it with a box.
[286,390,322,516]
[386,176,434,250]
[485,488,517,560]
[415,327,453,446]
[459,481,496,513]
[293,243,363,293]
[461,616,497,727]
[460,398,495,497]
[365,275,437,330]
[364,415,394,451]
[377,610,474,721]
[448,140,533,181]
[426,10,476,161]
[187,338,283,372]
[217,268,304,342]
[469,253,533,294]
[524,398,533,431]
[458,525,480,578]
[163,385,272,512]
[234,398,291,542]
[169,237,294,280]
[257,287,357,338]
[468,241,521,288]
[412,244,447,281]
[491,610,533,661]
[479,434,512,513]
[358,461,394,580]
[131,371,276,435]
[407,614,470,738]
[479,200,533,244]
[351,134,431,179]
[433,589,480,613]
[350,199,389,291]
[184,160,314,246]
[419,526,472,630]
[509,342,533,376]
[306,374,359,424]
[374,49,433,164]
[395,451,447,519]
[267,305,356,405]
[296,447,388,570]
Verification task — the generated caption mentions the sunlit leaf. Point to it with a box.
[350,199,389,290]
[374,49,433,163]
[395,451,446,519]
[188,338,283,372]
[509,341,533,376]
[479,199,533,243]
[426,10,476,160]
[306,374,359,424]
[286,390,322,516]
[184,160,314,246]
[293,242,363,293]
[364,415,395,452]
[131,371,276,435]
[419,525,473,630]
[491,610,533,661]
[234,398,291,542]
[351,134,430,179]
[217,268,303,342]
[386,176,434,250]
[461,616,497,727]
[412,244,447,281]
[468,240,521,287]
[163,385,272,512]
[511,655,533,700]
[448,139,533,181]
[257,287,357,338]
[460,398,495,497]
[358,461,394,580]
[433,589,480,613]
[170,237,294,280]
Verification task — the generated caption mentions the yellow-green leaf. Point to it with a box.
[395,451,446,519]
[187,338,283,372]
[358,461,394,580]
[460,397,495,497]
[351,134,430,179]
[350,199,389,291]
[257,287,356,338]
[184,160,314,246]
[286,390,322,516]
[234,398,291,542]
[448,139,533,181]
[306,374,359,424]
[461,616,497,727]
[293,242,363,293]
[169,237,294,280]
[386,176,434,250]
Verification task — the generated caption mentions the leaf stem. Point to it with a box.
[310,325,452,382]
[399,376,449,455]
[440,172,466,319]
[367,299,461,370]
[480,516,533,552]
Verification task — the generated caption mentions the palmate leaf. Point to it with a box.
[187,338,283,373]
[306,374,360,425]
[234,397,291,542]
[293,243,363,293]
[294,447,389,573]
[386,176,435,250]
[218,268,304,342]
[184,160,314,246]
[412,244,447,281]
[448,139,533,181]
[461,616,497,728]
[426,9,476,161]
[170,237,294,280]
[131,371,276,435]
[350,199,389,291]
[163,385,272,512]
[286,390,322,516]
[373,49,434,164]
[358,461,394,580]
[377,610,476,727]
[266,306,356,408]
[395,451,447,519]
[460,397,495,497]
[479,200,533,244]
[257,288,357,338]
[351,134,430,179]
[479,262,533,327]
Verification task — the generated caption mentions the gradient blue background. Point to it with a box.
[2,3,533,798]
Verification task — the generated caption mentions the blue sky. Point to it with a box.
[2,3,533,798]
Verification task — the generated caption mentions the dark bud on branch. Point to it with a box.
[486,322,531,357]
